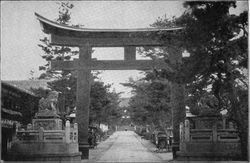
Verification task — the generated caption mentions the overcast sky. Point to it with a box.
[1,1,248,97]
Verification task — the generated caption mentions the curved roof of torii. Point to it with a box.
[35,12,183,35]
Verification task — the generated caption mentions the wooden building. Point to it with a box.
[1,81,47,160]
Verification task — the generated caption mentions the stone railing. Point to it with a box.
[180,119,240,143]
[16,120,78,143]
[177,118,241,160]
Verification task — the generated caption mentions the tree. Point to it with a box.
[147,1,248,160]
[35,2,78,118]
[123,74,172,132]
[181,2,248,160]
[38,2,78,79]
[89,81,122,126]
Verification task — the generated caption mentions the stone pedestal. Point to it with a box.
[8,117,81,161]
[176,142,241,161]
[10,142,81,161]
[176,116,241,161]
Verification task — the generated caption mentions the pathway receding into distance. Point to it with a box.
[87,131,172,162]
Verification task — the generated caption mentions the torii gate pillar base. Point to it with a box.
[79,144,89,159]
[172,142,179,159]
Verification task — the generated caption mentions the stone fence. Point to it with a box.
[180,119,240,144]
[9,120,81,161]
[177,118,241,160]
[16,120,78,143]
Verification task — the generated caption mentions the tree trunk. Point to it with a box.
[229,87,248,161]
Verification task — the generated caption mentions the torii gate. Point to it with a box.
[35,13,185,159]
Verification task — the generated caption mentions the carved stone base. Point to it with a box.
[35,109,60,118]
[9,152,82,161]
[33,118,62,130]
[9,142,81,161]
[176,142,242,161]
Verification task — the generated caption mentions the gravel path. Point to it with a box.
[86,131,172,162]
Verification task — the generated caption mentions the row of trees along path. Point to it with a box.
[123,2,248,160]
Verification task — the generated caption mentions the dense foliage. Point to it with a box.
[125,1,248,160]
[179,2,248,159]
[123,74,172,132]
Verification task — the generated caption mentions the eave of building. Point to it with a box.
[2,108,23,117]
[2,81,37,97]
[35,12,183,38]
[2,80,50,97]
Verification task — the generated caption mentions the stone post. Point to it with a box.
[74,123,78,142]
[229,122,234,129]
[179,122,184,151]
[38,127,44,141]
[74,123,78,130]
[179,122,184,142]
[184,119,190,142]
[212,124,217,142]
[27,123,32,130]
[65,120,70,143]
[222,117,226,129]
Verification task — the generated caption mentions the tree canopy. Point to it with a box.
[125,1,248,159]
[156,1,247,159]
[123,71,172,132]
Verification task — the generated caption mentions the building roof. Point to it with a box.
[2,80,50,96]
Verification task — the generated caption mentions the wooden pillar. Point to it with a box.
[76,45,92,159]
[168,47,186,159]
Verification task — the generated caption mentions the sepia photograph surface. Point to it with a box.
[1,1,249,162]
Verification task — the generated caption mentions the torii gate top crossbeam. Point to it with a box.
[35,13,183,47]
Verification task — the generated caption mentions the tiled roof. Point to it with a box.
[2,80,50,96]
